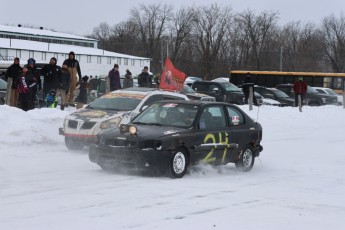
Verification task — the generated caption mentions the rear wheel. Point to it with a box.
[168,149,188,178]
[235,147,255,171]
[65,137,83,150]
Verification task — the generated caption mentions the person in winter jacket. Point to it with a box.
[16,65,37,111]
[26,58,41,109]
[108,64,121,91]
[293,77,307,107]
[58,65,71,110]
[63,51,82,105]
[123,69,133,88]
[242,73,258,106]
[5,57,22,107]
[40,57,62,100]
[45,89,58,108]
[76,76,92,109]
[138,66,152,87]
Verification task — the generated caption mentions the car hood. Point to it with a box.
[65,108,129,122]
[100,124,188,141]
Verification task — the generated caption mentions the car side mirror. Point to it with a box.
[140,105,149,112]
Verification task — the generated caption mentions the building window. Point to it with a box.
[107,57,111,64]
[117,58,122,65]
[124,58,128,65]
[97,56,101,64]
[75,55,80,61]
[140,60,144,67]
[87,55,91,63]
[131,59,135,66]
[29,51,34,58]
[16,50,21,58]
[42,52,46,61]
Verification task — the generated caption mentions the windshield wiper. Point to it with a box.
[132,121,162,126]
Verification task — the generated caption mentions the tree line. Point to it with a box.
[88,3,345,79]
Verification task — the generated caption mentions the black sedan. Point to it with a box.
[89,101,263,178]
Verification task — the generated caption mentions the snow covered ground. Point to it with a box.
[1,104,345,230]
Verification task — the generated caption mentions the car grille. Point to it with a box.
[105,138,136,147]
[67,120,96,130]
[68,120,78,128]
[81,122,96,129]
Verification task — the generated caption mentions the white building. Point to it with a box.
[0,24,150,77]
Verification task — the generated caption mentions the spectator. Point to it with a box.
[58,64,70,110]
[16,65,37,111]
[40,57,62,100]
[26,58,41,109]
[108,64,121,91]
[242,73,258,106]
[76,76,92,109]
[5,57,22,107]
[63,51,82,106]
[138,66,152,87]
[293,77,307,107]
[123,69,133,88]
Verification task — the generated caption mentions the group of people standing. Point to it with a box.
[108,64,155,91]
[4,51,83,111]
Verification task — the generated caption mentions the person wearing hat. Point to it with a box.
[293,77,307,107]
[5,57,22,107]
[75,75,92,109]
[123,69,133,88]
[26,58,41,109]
[16,65,37,111]
[108,64,121,91]
[40,57,62,101]
[63,51,82,105]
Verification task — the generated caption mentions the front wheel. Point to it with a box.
[168,149,188,178]
[65,137,83,150]
[235,147,255,171]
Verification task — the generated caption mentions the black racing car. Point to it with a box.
[89,100,263,178]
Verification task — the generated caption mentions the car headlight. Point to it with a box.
[100,117,121,129]
[129,126,137,135]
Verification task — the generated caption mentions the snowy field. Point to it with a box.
[1,104,345,230]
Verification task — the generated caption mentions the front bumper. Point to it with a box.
[89,144,171,168]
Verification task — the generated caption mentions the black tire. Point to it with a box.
[235,146,255,172]
[168,148,188,178]
[65,136,83,150]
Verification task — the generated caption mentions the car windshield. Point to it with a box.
[273,89,290,98]
[307,86,320,94]
[133,102,199,128]
[0,78,7,90]
[220,82,242,92]
[181,85,196,93]
[87,93,144,111]
[324,88,338,95]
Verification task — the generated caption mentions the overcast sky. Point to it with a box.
[1,0,344,36]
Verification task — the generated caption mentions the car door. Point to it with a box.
[193,105,229,165]
[225,105,252,162]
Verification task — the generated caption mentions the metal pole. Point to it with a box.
[166,40,169,58]
[280,47,283,71]
[249,86,253,111]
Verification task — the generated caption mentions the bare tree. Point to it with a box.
[235,10,278,70]
[130,3,174,71]
[91,22,112,50]
[321,13,345,72]
[192,4,233,79]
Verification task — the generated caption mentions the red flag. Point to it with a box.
[159,58,186,91]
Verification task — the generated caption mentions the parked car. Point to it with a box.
[276,84,338,106]
[313,87,343,106]
[184,76,202,86]
[255,86,295,106]
[180,85,215,101]
[192,80,245,104]
[0,78,7,105]
[59,87,189,150]
[89,100,263,178]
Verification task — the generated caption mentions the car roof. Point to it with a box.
[153,100,232,107]
[107,87,189,99]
